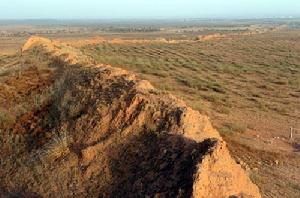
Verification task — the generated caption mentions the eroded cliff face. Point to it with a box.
[0,37,261,198]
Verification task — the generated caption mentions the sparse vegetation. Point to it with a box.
[220,122,247,134]
[1,22,300,198]
[78,30,300,198]
[81,31,300,139]
[0,109,15,127]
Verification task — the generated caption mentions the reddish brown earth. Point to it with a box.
[0,37,261,197]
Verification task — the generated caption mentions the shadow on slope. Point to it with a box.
[104,132,216,198]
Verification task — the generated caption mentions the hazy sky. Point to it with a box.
[0,0,299,19]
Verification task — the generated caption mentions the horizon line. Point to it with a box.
[0,16,299,21]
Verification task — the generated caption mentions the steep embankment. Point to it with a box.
[0,36,261,197]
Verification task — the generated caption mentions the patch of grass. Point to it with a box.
[37,130,70,163]
[207,82,226,94]
[0,109,16,127]
[189,100,209,114]
[215,106,230,114]
[250,172,262,186]
[202,93,230,107]
[220,122,247,134]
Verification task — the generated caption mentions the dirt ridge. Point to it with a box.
[1,36,261,197]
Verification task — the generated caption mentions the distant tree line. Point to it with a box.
[104,26,161,33]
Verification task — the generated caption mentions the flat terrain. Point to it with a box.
[0,20,300,197]
[82,31,300,137]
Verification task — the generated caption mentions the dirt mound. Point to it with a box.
[64,37,191,47]
[22,36,91,64]
[0,36,261,197]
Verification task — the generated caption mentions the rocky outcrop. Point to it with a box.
[0,36,261,197]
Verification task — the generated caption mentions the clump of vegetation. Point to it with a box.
[0,109,16,128]
[220,122,247,134]
[39,130,70,162]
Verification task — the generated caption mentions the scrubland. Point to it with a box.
[0,24,299,197]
